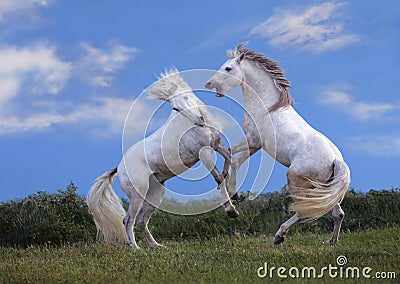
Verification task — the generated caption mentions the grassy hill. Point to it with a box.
[0,184,399,283]
[0,227,398,283]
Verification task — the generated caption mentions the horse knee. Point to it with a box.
[332,206,344,221]
[332,208,345,223]
[334,212,344,221]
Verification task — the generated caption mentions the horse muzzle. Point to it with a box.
[205,80,225,98]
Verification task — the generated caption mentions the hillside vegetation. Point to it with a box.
[1,228,398,283]
[0,183,399,247]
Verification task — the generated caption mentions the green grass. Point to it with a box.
[1,227,399,283]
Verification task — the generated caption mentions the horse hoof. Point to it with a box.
[227,209,240,218]
[324,239,337,246]
[274,236,285,245]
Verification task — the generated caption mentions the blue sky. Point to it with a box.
[0,0,399,202]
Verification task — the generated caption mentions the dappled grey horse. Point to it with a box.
[205,43,350,245]
[88,69,238,249]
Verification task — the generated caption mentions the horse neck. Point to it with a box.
[194,97,223,131]
[162,110,192,131]
[240,61,281,111]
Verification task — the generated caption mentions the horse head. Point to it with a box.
[204,42,248,97]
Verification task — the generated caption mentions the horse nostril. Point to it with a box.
[205,81,212,88]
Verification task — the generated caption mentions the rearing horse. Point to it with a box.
[205,43,350,245]
[88,69,238,249]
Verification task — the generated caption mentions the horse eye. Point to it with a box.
[225,67,232,72]
[184,96,189,100]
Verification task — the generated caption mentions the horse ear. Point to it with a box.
[235,41,249,53]
[235,41,248,64]
[237,52,245,64]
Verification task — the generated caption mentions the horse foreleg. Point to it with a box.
[228,147,258,201]
[229,137,250,155]
[228,135,260,200]
[200,147,239,218]
[216,141,231,178]
[325,204,345,245]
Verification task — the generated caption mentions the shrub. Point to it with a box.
[0,182,96,247]
[148,187,400,240]
[0,185,399,247]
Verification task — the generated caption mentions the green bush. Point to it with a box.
[0,182,96,247]
[148,187,400,240]
[0,184,399,247]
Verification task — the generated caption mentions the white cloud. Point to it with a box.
[349,135,400,157]
[0,41,141,137]
[0,43,71,107]
[0,97,136,137]
[0,113,65,134]
[63,97,140,137]
[322,89,400,157]
[0,78,19,105]
[77,42,137,87]
[0,0,48,23]
[251,1,359,53]
[0,0,139,138]
[320,90,398,120]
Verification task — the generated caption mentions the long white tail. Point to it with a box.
[290,158,350,220]
[87,168,128,244]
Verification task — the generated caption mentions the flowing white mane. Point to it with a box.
[146,68,191,101]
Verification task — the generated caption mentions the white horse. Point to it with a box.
[205,43,350,245]
[88,69,238,249]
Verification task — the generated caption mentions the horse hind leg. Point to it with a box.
[274,213,299,245]
[124,193,144,250]
[136,201,165,248]
[325,204,345,245]
[119,167,151,249]
[274,170,310,245]
[136,176,166,248]
[122,179,148,250]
